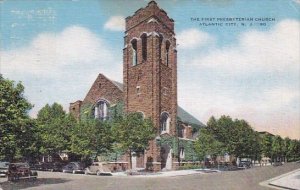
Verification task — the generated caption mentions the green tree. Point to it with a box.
[194,128,224,161]
[206,116,259,161]
[261,133,273,162]
[70,119,113,161]
[206,116,228,147]
[254,132,263,162]
[112,113,155,169]
[282,137,291,162]
[288,139,299,161]
[272,135,283,162]
[0,76,33,161]
[36,103,76,158]
[16,119,40,162]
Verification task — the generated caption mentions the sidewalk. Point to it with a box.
[112,169,219,178]
[260,168,300,190]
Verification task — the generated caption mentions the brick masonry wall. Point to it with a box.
[125,1,174,33]
[123,1,178,165]
[69,100,82,120]
[83,74,123,106]
[68,1,200,171]
[106,163,129,172]
[69,74,123,120]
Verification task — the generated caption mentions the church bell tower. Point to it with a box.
[123,1,177,170]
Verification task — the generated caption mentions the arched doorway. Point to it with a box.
[161,144,172,170]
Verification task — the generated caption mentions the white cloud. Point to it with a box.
[191,20,300,75]
[104,16,125,31]
[178,20,300,139]
[177,28,215,49]
[293,0,300,4]
[1,26,122,117]
[2,26,119,76]
[258,87,299,110]
[179,82,300,139]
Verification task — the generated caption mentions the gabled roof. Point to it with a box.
[111,80,123,91]
[177,106,205,128]
[258,131,275,136]
[82,73,124,105]
[107,75,204,128]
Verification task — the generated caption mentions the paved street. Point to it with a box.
[0,162,299,190]
[264,168,300,189]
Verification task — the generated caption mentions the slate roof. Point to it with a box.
[111,80,124,91]
[177,106,205,128]
[109,77,205,127]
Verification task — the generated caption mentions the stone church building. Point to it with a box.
[70,1,204,171]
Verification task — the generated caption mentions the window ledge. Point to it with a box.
[178,137,195,142]
[160,131,169,135]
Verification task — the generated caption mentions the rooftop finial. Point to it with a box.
[148,0,157,6]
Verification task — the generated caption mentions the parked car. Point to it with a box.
[31,162,45,171]
[85,162,112,176]
[35,162,64,172]
[273,161,283,166]
[50,162,64,172]
[7,163,38,181]
[62,162,85,174]
[238,159,252,169]
[0,162,9,177]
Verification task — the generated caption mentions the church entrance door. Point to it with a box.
[161,144,172,170]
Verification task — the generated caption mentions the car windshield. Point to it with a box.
[241,158,250,162]
[14,163,30,168]
[73,162,83,167]
[0,162,9,168]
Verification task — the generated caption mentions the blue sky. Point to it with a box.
[1,0,299,139]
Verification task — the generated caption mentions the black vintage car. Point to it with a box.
[7,163,38,181]
[0,162,9,177]
[34,162,64,172]
[62,162,85,174]
[238,159,252,169]
[273,161,283,166]
[49,162,64,172]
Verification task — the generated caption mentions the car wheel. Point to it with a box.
[96,171,101,176]
[72,170,76,174]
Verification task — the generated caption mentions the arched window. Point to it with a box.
[165,41,170,66]
[94,100,109,120]
[180,147,185,159]
[141,34,147,61]
[178,125,185,138]
[131,39,137,66]
[159,34,163,61]
[160,112,170,133]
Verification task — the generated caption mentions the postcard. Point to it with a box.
[0,0,299,189]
